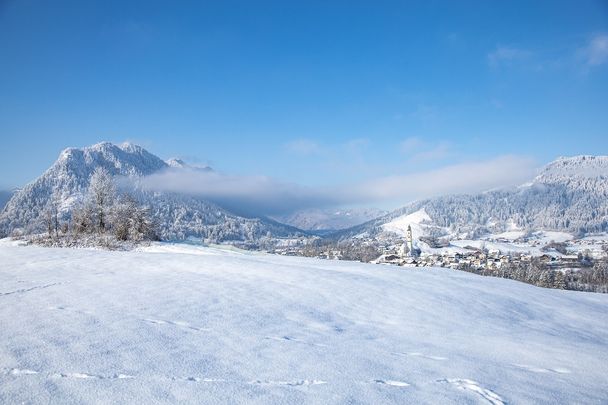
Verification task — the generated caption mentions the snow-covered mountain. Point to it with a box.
[272,207,387,231]
[535,155,608,185]
[165,157,212,172]
[332,155,608,242]
[0,142,305,242]
[4,148,606,245]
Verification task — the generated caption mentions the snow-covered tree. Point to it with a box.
[41,189,61,237]
[72,200,94,235]
[110,193,158,242]
[111,195,136,241]
[554,271,566,289]
[88,167,116,233]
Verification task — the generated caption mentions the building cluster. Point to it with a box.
[261,226,607,272]
[374,247,589,270]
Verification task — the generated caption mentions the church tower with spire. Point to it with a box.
[406,225,413,256]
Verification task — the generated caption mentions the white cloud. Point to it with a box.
[350,155,535,205]
[344,138,369,152]
[408,104,438,122]
[134,155,536,216]
[133,168,327,215]
[400,138,452,162]
[399,137,424,153]
[487,46,531,67]
[410,141,451,162]
[583,34,608,66]
[490,98,504,109]
[446,32,465,49]
[284,138,322,155]
[488,35,608,72]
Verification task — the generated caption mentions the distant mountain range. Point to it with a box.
[0,142,305,242]
[331,155,608,242]
[272,207,387,232]
[2,143,606,246]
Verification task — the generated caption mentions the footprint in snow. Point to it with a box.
[249,379,327,387]
[142,318,208,331]
[53,373,134,380]
[512,364,571,374]
[393,352,447,361]
[143,318,167,325]
[1,368,39,376]
[174,377,226,383]
[48,306,93,315]
[437,378,504,405]
[372,379,410,387]
[265,336,327,347]
[0,282,62,297]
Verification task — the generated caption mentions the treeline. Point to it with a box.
[37,167,158,246]
[299,239,382,263]
[458,259,608,293]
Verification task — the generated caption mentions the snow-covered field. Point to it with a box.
[1,240,608,404]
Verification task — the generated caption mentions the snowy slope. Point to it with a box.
[381,208,432,238]
[1,240,607,404]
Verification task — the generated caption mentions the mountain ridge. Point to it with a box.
[272,207,388,231]
[329,155,608,242]
[2,147,606,245]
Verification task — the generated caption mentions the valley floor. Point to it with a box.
[1,239,607,404]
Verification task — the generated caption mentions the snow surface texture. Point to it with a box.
[1,240,608,404]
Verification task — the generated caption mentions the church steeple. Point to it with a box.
[406,225,413,256]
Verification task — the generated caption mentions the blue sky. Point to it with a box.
[1,0,607,208]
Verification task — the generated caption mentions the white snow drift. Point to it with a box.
[1,239,607,404]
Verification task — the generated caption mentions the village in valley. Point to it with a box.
[375,242,586,271]
[370,225,598,271]
[268,226,608,280]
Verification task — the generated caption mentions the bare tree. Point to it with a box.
[110,193,158,242]
[42,189,61,238]
[72,200,94,235]
[88,167,116,233]
[131,204,157,241]
[43,204,54,237]
[51,189,61,237]
[111,194,137,241]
